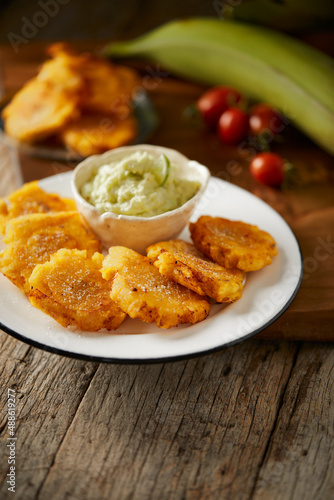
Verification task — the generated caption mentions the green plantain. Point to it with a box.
[104,18,334,155]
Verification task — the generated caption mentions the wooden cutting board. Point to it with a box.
[0,42,333,342]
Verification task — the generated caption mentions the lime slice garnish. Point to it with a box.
[159,154,170,186]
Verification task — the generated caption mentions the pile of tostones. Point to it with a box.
[1,43,140,157]
[0,182,277,331]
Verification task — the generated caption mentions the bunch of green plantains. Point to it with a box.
[104,18,334,156]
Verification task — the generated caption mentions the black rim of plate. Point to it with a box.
[0,217,304,364]
[0,265,303,364]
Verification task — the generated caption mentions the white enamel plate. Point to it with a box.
[0,172,303,363]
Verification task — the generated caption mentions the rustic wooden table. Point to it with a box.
[0,42,333,500]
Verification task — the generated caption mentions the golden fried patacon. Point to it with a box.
[0,212,101,292]
[1,45,83,143]
[0,198,9,233]
[1,42,141,152]
[46,42,77,59]
[147,239,245,303]
[29,249,126,331]
[2,78,81,143]
[46,43,140,117]
[60,113,137,157]
[190,216,277,272]
[37,49,85,95]
[0,181,76,235]
[102,246,210,329]
[79,58,135,116]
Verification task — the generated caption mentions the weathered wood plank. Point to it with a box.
[0,332,33,433]
[0,333,98,500]
[36,340,297,500]
[252,343,334,500]
[0,35,333,500]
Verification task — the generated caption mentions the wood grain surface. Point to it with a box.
[0,41,333,341]
[0,40,333,500]
[0,332,333,500]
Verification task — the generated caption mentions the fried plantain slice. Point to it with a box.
[147,239,244,303]
[28,249,126,331]
[79,58,130,115]
[190,216,277,272]
[2,42,141,149]
[0,198,9,233]
[102,246,210,329]
[77,58,139,117]
[46,43,140,117]
[60,113,137,157]
[2,78,81,144]
[0,181,76,235]
[36,50,85,94]
[0,212,101,293]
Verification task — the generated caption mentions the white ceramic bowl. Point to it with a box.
[71,144,210,253]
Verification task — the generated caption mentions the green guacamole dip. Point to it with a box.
[81,151,200,217]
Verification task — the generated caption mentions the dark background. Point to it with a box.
[0,0,217,42]
[1,0,334,45]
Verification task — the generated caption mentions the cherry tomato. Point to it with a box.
[196,86,242,127]
[249,104,284,135]
[217,107,249,144]
[250,152,285,187]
